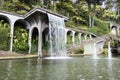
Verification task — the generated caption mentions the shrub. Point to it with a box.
[0,20,10,51]
[13,27,29,53]
[88,18,109,36]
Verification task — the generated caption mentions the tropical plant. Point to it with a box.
[13,27,29,53]
[0,20,10,51]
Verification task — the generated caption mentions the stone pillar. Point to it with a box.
[72,31,75,44]
[10,22,14,52]
[28,29,32,54]
[78,33,82,44]
[38,30,42,57]
[84,34,88,41]
[65,29,68,44]
[117,28,119,35]
[93,42,97,58]
[89,34,92,40]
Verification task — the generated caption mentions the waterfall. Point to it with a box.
[108,41,112,59]
[93,43,97,59]
[47,13,67,57]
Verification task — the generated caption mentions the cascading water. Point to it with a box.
[47,13,67,57]
[64,29,69,44]
[108,41,112,59]
[93,43,98,59]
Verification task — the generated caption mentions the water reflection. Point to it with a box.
[108,59,114,80]
[0,57,120,80]
[6,60,12,80]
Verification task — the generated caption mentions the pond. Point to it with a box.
[0,56,120,80]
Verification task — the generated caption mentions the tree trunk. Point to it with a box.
[88,3,92,27]
[91,1,96,27]
[91,17,94,27]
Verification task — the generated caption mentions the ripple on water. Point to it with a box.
[43,56,72,59]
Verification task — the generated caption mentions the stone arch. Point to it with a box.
[13,19,29,53]
[42,27,49,54]
[81,33,86,41]
[41,14,49,32]
[14,19,30,29]
[111,26,117,35]
[85,34,90,40]
[0,15,11,24]
[75,32,79,43]
[0,15,11,51]
[30,27,39,53]
[67,30,73,44]
[90,34,96,39]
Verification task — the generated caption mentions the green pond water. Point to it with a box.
[0,56,120,80]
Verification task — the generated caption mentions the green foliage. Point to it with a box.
[75,34,79,43]
[13,27,29,53]
[1,0,31,14]
[67,35,72,44]
[0,20,10,51]
[66,20,75,27]
[74,48,84,54]
[31,43,38,53]
[87,18,109,36]
[42,41,49,52]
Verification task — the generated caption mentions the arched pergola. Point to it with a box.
[67,30,73,44]
[0,15,11,23]
[0,15,11,51]
[75,32,79,43]
[111,26,117,35]
[31,27,39,53]
[42,27,49,53]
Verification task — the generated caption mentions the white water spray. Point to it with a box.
[47,13,67,57]
[93,43,97,59]
[108,41,112,59]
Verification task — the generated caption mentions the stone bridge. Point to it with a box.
[0,7,97,56]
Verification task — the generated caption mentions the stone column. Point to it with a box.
[84,34,88,41]
[117,28,119,35]
[38,30,42,57]
[72,31,75,44]
[10,22,14,52]
[93,42,97,58]
[89,34,92,40]
[64,29,68,44]
[78,33,82,44]
[28,29,32,54]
